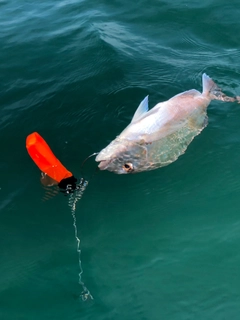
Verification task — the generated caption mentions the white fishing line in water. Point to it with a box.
[68,178,93,301]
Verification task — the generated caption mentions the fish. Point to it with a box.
[96,73,239,174]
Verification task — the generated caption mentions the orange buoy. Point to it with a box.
[26,132,73,183]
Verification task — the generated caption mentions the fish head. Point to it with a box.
[96,138,149,174]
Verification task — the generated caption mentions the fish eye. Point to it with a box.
[123,162,133,172]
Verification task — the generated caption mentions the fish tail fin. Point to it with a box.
[202,73,239,103]
[202,73,219,97]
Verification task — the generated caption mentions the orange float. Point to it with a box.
[26,132,73,183]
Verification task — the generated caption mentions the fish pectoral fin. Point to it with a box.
[131,96,149,123]
[140,121,186,144]
[140,131,166,144]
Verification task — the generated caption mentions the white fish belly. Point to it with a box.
[143,111,207,170]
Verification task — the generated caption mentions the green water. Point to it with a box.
[1,1,240,319]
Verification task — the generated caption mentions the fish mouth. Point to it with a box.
[97,159,112,170]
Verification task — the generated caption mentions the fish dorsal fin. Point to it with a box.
[131,96,149,123]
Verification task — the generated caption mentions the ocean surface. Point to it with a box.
[1,0,240,319]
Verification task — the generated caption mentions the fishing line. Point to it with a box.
[67,152,99,301]
[68,178,93,301]
[79,152,99,181]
